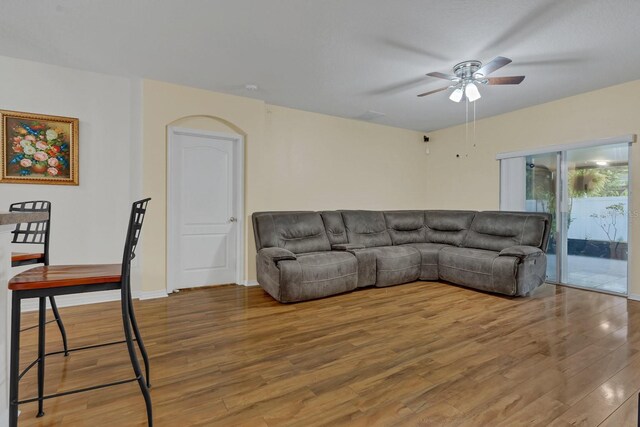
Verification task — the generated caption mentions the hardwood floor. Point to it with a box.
[14,281,640,426]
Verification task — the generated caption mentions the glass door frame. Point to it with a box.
[558,144,631,295]
[499,136,634,295]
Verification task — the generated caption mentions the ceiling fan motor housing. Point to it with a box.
[418,56,523,99]
[453,60,483,80]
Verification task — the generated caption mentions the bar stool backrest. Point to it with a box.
[120,198,151,291]
[10,200,51,265]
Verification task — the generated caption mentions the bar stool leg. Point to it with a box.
[36,297,46,417]
[121,292,153,426]
[128,292,151,387]
[9,292,21,427]
[49,296,69,356]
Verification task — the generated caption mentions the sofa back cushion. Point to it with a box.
[320,211,349,245]
[384,211,426,245]
[252,211,331,254]
[485,211,553,251]
[424,210,475,246]
[463,211,549,252]
[340,210,392,247]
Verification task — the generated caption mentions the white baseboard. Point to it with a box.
[243,280,259,287]
[20,289,169,312]
[137,290,169,300]
[628,293,640,301]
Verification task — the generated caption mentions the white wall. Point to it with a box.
[0,56,141,291]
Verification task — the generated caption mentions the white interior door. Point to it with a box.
[169,128,243,291]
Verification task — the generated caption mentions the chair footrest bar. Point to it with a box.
[18,339,137,380]
[15,376,141,405]
[20,319,58,333]
[47,338,134,356]
[18,359,39,381]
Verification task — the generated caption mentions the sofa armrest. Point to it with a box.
[332,243,364,251]
[259,247,297,263]
[499,245,543,259]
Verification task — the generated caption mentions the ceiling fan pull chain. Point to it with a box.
[473,100,477,148]
[465,97,470,156]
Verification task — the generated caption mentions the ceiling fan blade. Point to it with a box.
[366,76,428,95]
[475,56,512,77]
[485,76,525,85]
[417,86,451,97]
[426,71,458,81]
[381,39,451,62]
[478,1,577,54]
[513,57,586,67]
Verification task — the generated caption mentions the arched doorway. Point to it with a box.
[166,119,245,292]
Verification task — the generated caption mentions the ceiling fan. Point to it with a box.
[418,56,525,102]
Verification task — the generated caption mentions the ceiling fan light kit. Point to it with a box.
[465,82,481,102]
[418,56,525,103]
[449,87,464,102]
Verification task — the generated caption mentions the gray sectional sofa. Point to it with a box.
[252,210,551,303]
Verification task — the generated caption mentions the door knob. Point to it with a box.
[229,217,237,222]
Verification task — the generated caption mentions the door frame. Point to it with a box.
[166,126,245,293]
[498,135,635,296]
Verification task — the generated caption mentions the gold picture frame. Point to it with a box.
[1,110,79,185]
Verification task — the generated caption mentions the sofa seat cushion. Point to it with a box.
[262,251,357,303]
[295,252,357,282]
[402,243,449,280]
[438,247,520,295]
[354,246,420,287]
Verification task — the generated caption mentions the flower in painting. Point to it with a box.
[33,151,48,162]
[47,167,58,176]
[23,145,36,155]
[25,135,36,142]
[12,145,23,153]
[19,158,32,168]
[35,141,48,150]
[47,157,59,167]
[19,139,32,148]
[45,129,58,141]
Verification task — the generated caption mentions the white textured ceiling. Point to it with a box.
[1,0,639,131]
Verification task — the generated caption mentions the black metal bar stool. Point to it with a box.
[10,201,69,357]
[8,198,153,426]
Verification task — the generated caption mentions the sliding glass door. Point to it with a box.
[562,144,629,293]
[502,140,630,295]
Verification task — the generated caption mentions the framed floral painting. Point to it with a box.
[0,110,79,185]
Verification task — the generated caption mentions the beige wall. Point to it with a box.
[427,79,640,296]
[141,80,425,292]
[143,78,640,297]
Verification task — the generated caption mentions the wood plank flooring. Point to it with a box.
[14,281,640,426]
